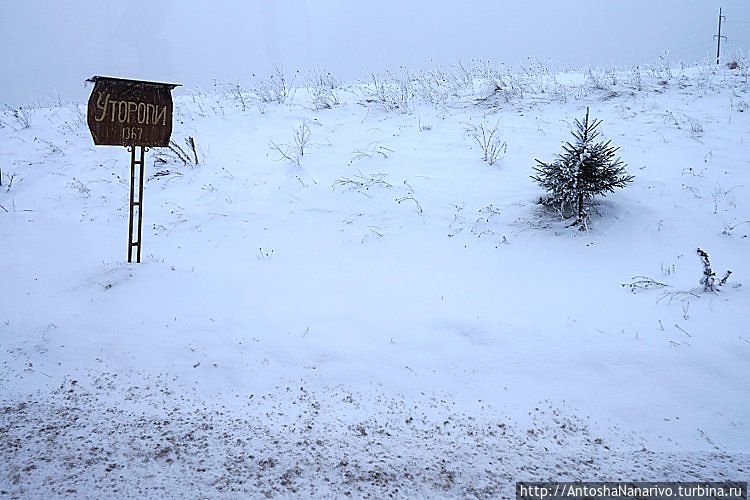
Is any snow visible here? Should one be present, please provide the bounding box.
[1,61,749,497]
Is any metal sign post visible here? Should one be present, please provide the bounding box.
[86,76,180,263]
[127,145,146,263]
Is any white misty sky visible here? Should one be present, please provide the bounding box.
[1,0,748,105]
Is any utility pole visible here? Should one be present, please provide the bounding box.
[714,7,726,65]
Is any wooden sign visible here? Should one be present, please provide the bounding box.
[86,76,179,147]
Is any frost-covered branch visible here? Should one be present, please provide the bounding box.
[269,121,312,166]
[697,247,732,292]
[333,172,392,191]
[465,122,507,166]
[621,276,670,293]
[251,65,297,104]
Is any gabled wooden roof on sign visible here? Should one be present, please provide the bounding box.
[87,76,181,90]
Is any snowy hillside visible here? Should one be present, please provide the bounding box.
[1,60,749,497]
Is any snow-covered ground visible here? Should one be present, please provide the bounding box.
[1,60,749,498]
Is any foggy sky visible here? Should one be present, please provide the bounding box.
[1,0,748,105]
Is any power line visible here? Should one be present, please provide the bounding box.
[670,40,713,54]
[682,26,719,35]
[592,25,714,56]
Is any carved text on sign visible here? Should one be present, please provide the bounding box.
[92,92,169,126]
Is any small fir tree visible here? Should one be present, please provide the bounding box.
[532,107,634,227]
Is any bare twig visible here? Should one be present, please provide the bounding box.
[348,143,393,165]
[306,69,340,110]
[719,270,732,286]
[186,136,199,165]
[657,289,700,304]
[69,178,91,197]
[333,172,392,191]
[722,220,750,235]
[6,173,16,192]
[4,104,31,129]
[674,323,692,338]
[251,65,297,104]
[464,121,507,165]
[269,121,311,166]
[621,276,669,292]
[168,140,191,165]
[269,140,298,164]
[396,195,423,215]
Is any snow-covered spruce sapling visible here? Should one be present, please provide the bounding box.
[532,107,634,227]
